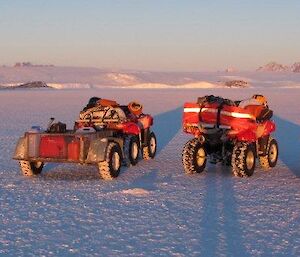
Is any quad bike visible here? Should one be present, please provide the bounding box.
[13,97,157,180]
[182,95,279,177]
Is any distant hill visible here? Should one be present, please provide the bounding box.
[0,65,248,88]
[16,81,50,89]
[0,81,52,90]
[291,62,300,73]
[1,64,299,89]
[257,62,300,72]
[257,62,289,72]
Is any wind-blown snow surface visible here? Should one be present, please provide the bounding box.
[0,89,300,256]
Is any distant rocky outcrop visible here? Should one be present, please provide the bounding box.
[291,62,300,73]
[0,81,51,90]
[257,62,300,73]
[14,62,54,68]
[16,81,50,88]
[224,80,249,88]
[257,62,289,72]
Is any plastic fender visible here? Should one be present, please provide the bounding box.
[138,115,153,129]
[122,122,141,135]
[86,138,109,163]
[183,103,201,126]
[86,137,124,163]
[235,129,257,142]
[262,120,276,136]
[13,136,28,160]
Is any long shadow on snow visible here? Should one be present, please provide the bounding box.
[124,106,182,189]
[273,115,300,177]
[152,106,182,154]
[129,169,159,191]
[199,165,250,257]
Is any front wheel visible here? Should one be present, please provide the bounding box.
[98,142,122,180]
[19,161,44,176]
[124,135,140,166]
[231,142,256,177]
[142,131,157,160]
[259,137,278,170]
[182,138,207,174]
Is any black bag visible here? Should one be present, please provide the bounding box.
[49,122,67,133]
[82,97,101,111]
[257,109,273,122]
[197,95,236,106]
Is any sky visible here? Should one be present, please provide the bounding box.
[0,0,299,71]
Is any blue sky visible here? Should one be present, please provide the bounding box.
[0,0,299,71]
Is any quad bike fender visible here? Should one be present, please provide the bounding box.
[86,137,123,163]
[183,103,200,126]
[121,122,141,135]
[138,115,153,129]
[228,120,275,143]
[261,120,276,136]
[255,121,275,138]
[13,136,28,160]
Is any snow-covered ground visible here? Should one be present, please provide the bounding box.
[0,88,300,256]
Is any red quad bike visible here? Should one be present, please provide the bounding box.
[182,95,279,177]
[13,97,157,180]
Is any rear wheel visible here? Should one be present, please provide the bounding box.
[142,131,157,160]
[98,142,122,180]
[182,138,207,174]
[259,137,278,170]
[231,142,256,177]
[19,161,44,176]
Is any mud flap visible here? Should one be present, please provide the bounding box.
[258,135,270,155]
[86,139,109,163]
[13,136,28,160]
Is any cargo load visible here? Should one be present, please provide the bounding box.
[182,95,278,177]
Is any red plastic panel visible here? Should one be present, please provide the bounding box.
[39,136,67,159]
[138,115,153,129]
[68,139,80,161]
[121,122,141,135]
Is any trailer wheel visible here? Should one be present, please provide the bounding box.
[231,142,256,177]
[124,135,140,166]
[182,138,207,174]
[98,142,122,180]
[19,161,44,176]
[259,137,278,170]
[142,131,157,160]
